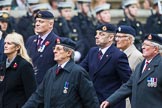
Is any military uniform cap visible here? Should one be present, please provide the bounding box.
[116,25,136,36]
[122,0,138,8]
[77,0,91,3]
[57,2,72,9]
[0,11,9,22]
[96,23,116,33]
[35,10,54,19]
[0,0,12,7]
[31,3,52,13]
[55,37,76,50]
[144,34,162,45]
[95,3,111,14]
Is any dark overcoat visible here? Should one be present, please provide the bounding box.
[22,59,100,108]
[107,54,162,108]
[0,55,36,108]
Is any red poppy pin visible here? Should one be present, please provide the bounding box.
[45,41,50,46]
[13,63,18,69]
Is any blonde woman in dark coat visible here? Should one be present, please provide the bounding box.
[0,32,36,108]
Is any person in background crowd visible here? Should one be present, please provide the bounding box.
[144,0,162,35]
[0,11,10,38]
[54,2,87,63]
[142,0,152,10]
[0,26,5,63]
[100,34,162,108]
[72,0,96,48]
[80,23,131,108]
[116,25,144,72]
[0,32,36,108]
[91,0,107,9]
[0,0,17,33]
[26,10,59,85]
[22,37,100,108]
[118,0,145,51]
[94,3,111,25]
[16,3,51,42]
[115,25,144,108]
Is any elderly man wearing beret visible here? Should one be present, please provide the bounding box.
[101,34,162,108]
[22,37,100,108]
[26,10,59,85]
[80,23,131,108]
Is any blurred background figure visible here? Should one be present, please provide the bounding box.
[0,0,16,35]
[16,2,51,42]
[54,2,88,63]
[0,11,11,38]
[94,3,111,25]
[72,0,96,49]
[118,0,145,51]
[0,32,36,108]
[0,26,5,63]
[142,0,152,10]
[144,0,162,35]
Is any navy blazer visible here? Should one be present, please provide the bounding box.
[80,44,131,108]
[26,31,59,84]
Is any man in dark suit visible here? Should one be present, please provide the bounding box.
[100,34,162,108]
[26,10,59,84]
[22,37,100,108]
[80,23,131,108]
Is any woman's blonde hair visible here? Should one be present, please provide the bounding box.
[5,32,32,64]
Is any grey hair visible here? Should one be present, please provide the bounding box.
[150,41,162,52]
[63,46,75,59]
[126,34,135,44]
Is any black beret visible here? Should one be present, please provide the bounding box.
[35,10,54,19]
[0,11,9,22]
[116,25,136,36]
[144,34,162,45]
[96,23,116,33]
[55,38,76,50]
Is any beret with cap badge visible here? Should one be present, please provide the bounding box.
[0,11,9,22]
[144,34,162,45]
[96,23,116,33]
[116,25,136,37]
[35,10,54,19]
[55,37,76,50]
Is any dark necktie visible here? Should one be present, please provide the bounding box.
[143,61,149,73]
[56,66,62,75]
[98,50,103,60]
[37,37,43,49]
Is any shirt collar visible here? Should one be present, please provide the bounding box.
[99,45,110,55]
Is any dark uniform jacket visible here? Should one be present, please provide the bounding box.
[0,55,36,108]
[22,59,100,108]
[80,44,131,108]
[145,13,162,34]
[26,31,59,84]
[107,54,162,108]
[0,38,4,63]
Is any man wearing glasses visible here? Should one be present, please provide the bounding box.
[101,34,162,108]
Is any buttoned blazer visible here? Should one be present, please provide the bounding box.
[26,31,59,84]
[80,44,131,107]
[107,54,162,108]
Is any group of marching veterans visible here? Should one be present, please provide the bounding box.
[0,0,162,108]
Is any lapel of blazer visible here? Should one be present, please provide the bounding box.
[138,54,160,84]
[94,45,114,74]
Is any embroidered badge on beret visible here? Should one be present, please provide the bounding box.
[2,13,9,19]
[56,38,61,44]
[118,27,121,32]
[102,26,107,31]
[37,13,42,18]
[148,34,152,40]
